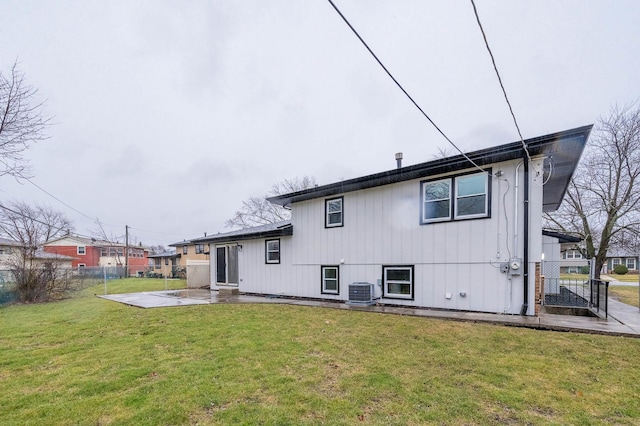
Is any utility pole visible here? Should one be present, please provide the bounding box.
[125,225,129,278]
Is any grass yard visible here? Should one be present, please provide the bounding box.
[2,280,640,425]
[607,273,640,283]
[609,285,640,308]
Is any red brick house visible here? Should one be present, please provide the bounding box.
[43,235,150,276]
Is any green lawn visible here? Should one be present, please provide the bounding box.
[2,279,640,425]
[607,273,640,283]
[609,285,640,308]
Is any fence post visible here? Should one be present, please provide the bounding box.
[104,266,107,295]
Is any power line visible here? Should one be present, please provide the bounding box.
[326,0,487,174]
[25,178,101,223]
[469,0,533,164]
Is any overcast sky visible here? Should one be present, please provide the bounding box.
[1,0,638,247]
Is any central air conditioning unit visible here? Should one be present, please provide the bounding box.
[347,282,375,306]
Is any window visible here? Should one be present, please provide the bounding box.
[265,239,280,264]
[382,265,414,300]
[195,244,205,254]
[321,266,340,294]
[421,171,490,224]
[626,258,636,270]
[117,248,124,256]
[454,173,488,219]
[563,250,583,259]
[325,197,344,228]
[164,257,169,266]
[77,246,86,255]
[612,258,622,266]
[422,178,451,222]
[78,264,86,269]
[183,245,188,255]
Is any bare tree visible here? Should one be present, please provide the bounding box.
[0,60,50,179]
[432,146,454,159]
[0,201,72,246]
[225,176,317,229]
[544,104,640,277]
[0,201,74,303]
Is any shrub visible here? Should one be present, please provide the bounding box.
[613,264,629,275]
[580,265,590,275]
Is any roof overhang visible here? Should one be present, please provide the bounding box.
[187,221,293,245]
[268,125,592,212]
[542,230,582,244]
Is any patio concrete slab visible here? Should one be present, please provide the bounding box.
[99,290,640,338]
[99,291,211,308]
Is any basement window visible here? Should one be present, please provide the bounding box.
[382,265,414,300]
[321,265,340,294]
[265,239,280,264]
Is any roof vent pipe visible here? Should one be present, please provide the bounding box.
[395,152,403,169]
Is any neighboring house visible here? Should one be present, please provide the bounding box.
[169,238,210,269]
[168,237,211,288]
[541,231,588,274]
[147,250,179,278]
[0,237,24,269]
[192,126,591,316]
[603,250,638,274]
[541,230,584,287]
[43,235,150,276]
[0,237,76,273]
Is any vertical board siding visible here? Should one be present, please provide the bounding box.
[215,159,535,314]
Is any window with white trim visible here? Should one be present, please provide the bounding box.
[321,265,339,294]
[382,265,414,300]
[421,171,490,224]
[183,245,188,255]
[454,173,489,219]
[195,244,205,254]
[422,179,451,222]
[77,246,86,255]
[626,258,636,270]
[612,258,622,266]
[563,250,583,259]
[325,197,344,228]
[265,239,280,264]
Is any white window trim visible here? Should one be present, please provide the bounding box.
[325,197,344,228]
[421,178,451,223]
[421,170,490,225]
[77,246,86,255]
[454,172,489,220]
[321,265,340,295]
[383,265,414,300]
[265,239,280,264]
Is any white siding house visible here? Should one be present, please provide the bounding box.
[196,126,591,316]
